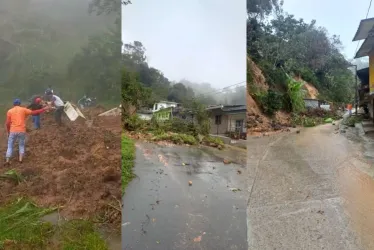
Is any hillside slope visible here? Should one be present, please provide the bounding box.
[0,107,121,225]
[247,58,319,135]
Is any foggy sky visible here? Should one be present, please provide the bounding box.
[122,0,246,88]
[283,0,372,61]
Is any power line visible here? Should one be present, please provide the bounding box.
[366,0,373,18]
[197,80,246,97]
[353,0,373,57]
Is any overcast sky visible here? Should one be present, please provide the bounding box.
[122,0,246,89]
[283,0,372,61]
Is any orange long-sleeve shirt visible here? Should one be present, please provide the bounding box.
[6,106,45,133]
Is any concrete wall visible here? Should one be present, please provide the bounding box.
[227,113,246,133]
[209,112,246,135]
[210,112,229,135]
[370,54,374,94]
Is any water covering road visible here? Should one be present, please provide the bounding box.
[247,122,374,250]
[122,142,247,250]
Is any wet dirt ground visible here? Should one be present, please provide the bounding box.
[122,142,247,250]
[247,122,374,250]
[0,109,122,248]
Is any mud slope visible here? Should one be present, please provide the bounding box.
[0,107,121,224]
[247,57,291,134]
[247,58,319,135]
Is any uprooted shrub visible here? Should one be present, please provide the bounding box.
[202,136,224,149]
[124,114,147,131]
[152,133,198,145]
[149,118,199,136]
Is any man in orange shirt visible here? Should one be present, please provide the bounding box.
[5,99,48,164]
[347,103,353,116]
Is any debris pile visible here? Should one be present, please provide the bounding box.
[0,107,122,225]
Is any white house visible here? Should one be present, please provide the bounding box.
[304,99,329,110]
[152,101,178,113]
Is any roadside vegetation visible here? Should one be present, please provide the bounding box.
[124,113,224,149]
[291,108,342,127]
[0,198,108,250]
[122,60,225,148]
[342,116,363,127]
[122,135,135,193]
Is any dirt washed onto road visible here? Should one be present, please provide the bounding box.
[0,107,122,225]
[247,123,374,249]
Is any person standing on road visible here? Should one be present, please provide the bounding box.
[5,99,48,164]
[46,91,65,125]
[27,97,44,129]
[347,103,353,116]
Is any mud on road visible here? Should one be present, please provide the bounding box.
[123,142,247,250]
[247,123,374,250]
[0,107,122,226]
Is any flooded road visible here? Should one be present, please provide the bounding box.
[122,142,247,250]
[247,123,374,250]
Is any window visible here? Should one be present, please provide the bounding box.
[215,115,222,125]
[154,103,158,110]
[235,120,243,131]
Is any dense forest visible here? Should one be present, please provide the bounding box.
[247,0,355,114]
[0,0,120,108]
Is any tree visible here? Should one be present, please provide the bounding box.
[68,28,122,103]
[122,68,151,119]
[123,41,147,65]
[247,0,282,18]
[167,83,194,103]
[248,7,355,104]
[89,0,123,15]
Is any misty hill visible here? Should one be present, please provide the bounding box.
[122,41,246,107]
[0,0,119,105]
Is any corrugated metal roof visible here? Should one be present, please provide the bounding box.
[206,105,246,113]
[206,105,223,110]
[355,36,374,58]
[353,18,374,41]
[221,105,246,112]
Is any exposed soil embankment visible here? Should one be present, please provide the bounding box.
[247,57,291,135]
[0,107,122,225]
[247,58,320,135]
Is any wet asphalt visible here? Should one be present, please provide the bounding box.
[122,142,247,250]
[247,122,374,250]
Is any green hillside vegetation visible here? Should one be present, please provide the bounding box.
[247,0,354,115]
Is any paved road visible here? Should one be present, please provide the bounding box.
[123,142,247,250]
[247,123,374,250]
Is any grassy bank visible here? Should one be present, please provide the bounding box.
[0,198,108,250]
[122,134,135,193]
